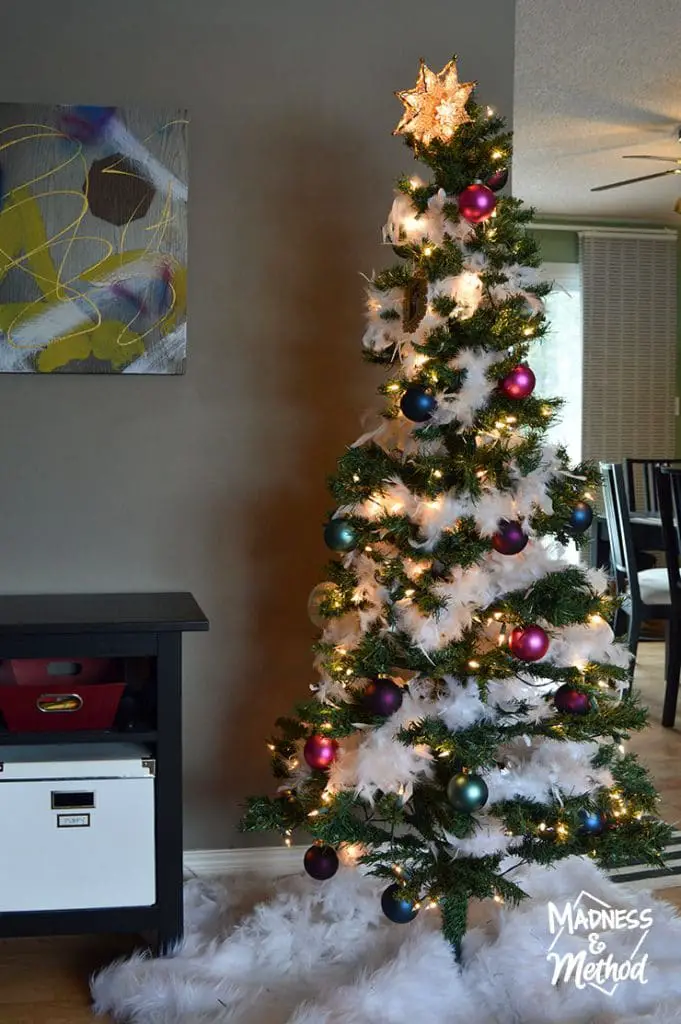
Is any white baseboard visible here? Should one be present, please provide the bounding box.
[183,845,306,878]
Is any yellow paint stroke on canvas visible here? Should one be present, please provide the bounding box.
[37,320,145,373]
[0,120,187,371]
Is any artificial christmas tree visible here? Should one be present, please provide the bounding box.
[242,57,669,959]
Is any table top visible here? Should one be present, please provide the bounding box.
[0,593,209,635]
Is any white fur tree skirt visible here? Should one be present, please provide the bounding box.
[91,857,681,1024]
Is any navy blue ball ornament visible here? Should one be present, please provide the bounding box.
[578,809,607,836]
[324,518,357,552]
[569,502,594,533]
[381,883,419,924]
[304,844,339,880]
[447,772,489,813]
[362,677,404,717]
[400,386,438,423]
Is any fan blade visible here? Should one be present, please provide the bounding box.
[591,169,680,192]
[621,155,681,164]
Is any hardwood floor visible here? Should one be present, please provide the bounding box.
[0,642,679,1022]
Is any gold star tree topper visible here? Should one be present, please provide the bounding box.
[394,58,475,146]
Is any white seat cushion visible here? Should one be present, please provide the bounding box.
[637,567,671,605]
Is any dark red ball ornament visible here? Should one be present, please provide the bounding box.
[500,364,536,400]
[304,844,339,880]
[486,167,509,192]
[491,520,528,556]
[509,625,549,662]
[554,684,590,716]
[303,734,339,770]
[458,184,497,224]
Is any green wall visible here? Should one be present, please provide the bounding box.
[529,229,578,264]
[530,225,681,453]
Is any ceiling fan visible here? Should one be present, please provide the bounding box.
[591,129,681,210]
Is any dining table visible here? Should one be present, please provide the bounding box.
[590,511,664,570]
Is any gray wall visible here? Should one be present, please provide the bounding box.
[0,0,515,849]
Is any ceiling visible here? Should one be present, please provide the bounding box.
[514,0,681,224]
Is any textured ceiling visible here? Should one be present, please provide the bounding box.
[514,0,681,224]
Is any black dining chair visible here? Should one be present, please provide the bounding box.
[655,467,681,727]
[624,458,681,514]
[600,463,671,675]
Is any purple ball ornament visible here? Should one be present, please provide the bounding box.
[457,183,497,224]
[304,844,339,880]
[500,364,536,400]
[362,677,404,717]
[554,684,591,716]
[491,520,528,556]
[509,625,550,663]
[486,167,509,192]
[303,734,339,770]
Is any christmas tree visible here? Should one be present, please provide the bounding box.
[242,57,670,958]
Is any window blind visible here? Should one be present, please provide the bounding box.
[579,231,678,464]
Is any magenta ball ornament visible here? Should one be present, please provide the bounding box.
[304,844,339,880]
[554,684,591,716]
[303,734,339,770]
[491,520,528,556]
[457,183,497,224]
[509,625,550,662]
[362,678,404,717]
[500,364,536,400]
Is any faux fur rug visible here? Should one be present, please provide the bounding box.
[91,857,681,1024]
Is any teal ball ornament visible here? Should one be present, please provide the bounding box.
[324,518,357,552]
[400,386,438,423]
[381,883,419,924]
[447,772,489,813]
[569,502,594,533]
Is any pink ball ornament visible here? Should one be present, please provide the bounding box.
[457,183,497,224]
[509,625,549,662]
[500,364,536,400]
[303,734,338,770]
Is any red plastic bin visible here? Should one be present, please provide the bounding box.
[0,657,120,687]
[0,680,126,733]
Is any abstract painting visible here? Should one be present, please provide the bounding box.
[0,104,188,373]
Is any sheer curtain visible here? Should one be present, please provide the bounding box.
[529,261,582,563]
[530,261,582,464]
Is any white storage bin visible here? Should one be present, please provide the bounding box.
[0,743,156,913]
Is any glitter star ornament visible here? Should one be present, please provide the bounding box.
[394,58,475,146]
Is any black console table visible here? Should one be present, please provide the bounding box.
[0,592,208,952]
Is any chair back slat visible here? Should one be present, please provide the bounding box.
[657,467,681,607]
[623,457,681,513]
[600,462,641,603]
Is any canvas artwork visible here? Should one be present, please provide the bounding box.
[0,104,188,373]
